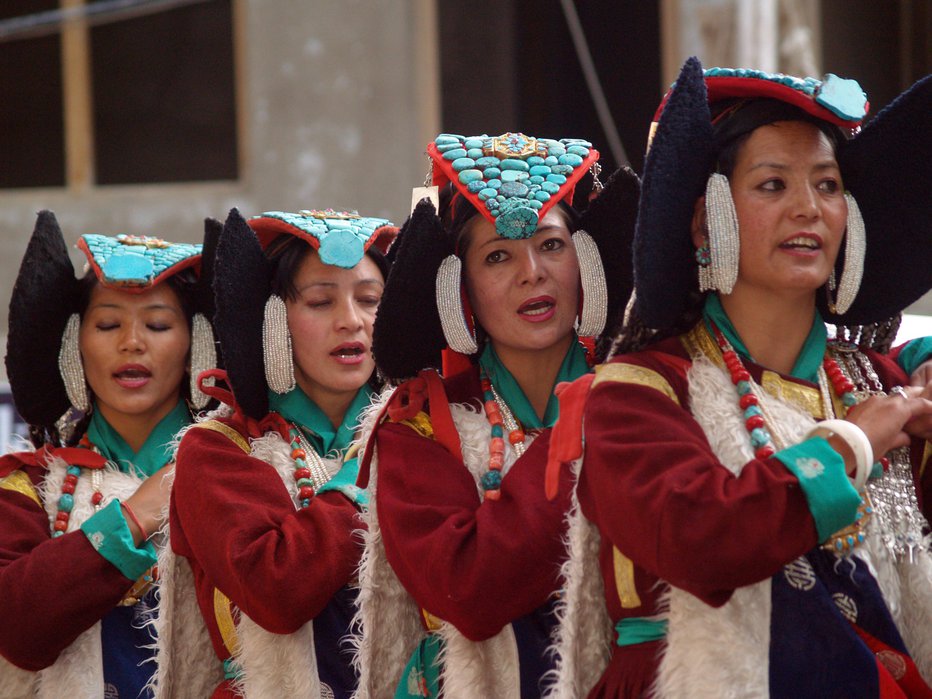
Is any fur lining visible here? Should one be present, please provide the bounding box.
[353,390,531,698]
[543,458,612,699]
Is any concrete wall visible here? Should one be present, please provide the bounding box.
[0,0,440,381]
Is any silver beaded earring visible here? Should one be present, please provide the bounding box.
[703,173,740,294]
[828,193,866,315]
[572,230,608,337]
[189,313,217,409]
[58,313,90,412]
[435,255,478,355]
[262,295,296,394]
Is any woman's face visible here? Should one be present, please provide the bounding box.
[463,208,580,356]
[286,250,384,406]
[79,283,191,426]
[714,120,847,299]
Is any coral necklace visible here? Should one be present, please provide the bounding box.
[479,370,527,500]
[51,435,105,538]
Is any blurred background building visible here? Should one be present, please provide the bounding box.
[0,0,929,439]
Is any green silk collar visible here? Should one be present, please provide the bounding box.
[87,399,190,477]
[268,385,373,456]
[703,294,826,382]
[479,339,590,429]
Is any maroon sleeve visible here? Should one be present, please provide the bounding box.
[375,421,573,641]
[578,356,819,608]
[171,426,362,634]
[0,467,134,671]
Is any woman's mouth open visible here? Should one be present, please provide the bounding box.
[518,296,556,323]
[113,364,152,389]
[330,342,367,365]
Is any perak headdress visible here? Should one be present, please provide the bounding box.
[213,208,397,420]
[5,212,219,435]
[634,57,932,330]
[373,132,640,383]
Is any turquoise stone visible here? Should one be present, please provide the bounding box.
[495,205,539,239]
[566,145,590,157]
[500,181,529,197]
[442,148,467,161]
[529,175,544,184]
[527,156,545,166]
[476,156,501,168]
[319,228,365,268]
[479,187,497,200]
[464,137,485,149]
[486,199,499,211]
[551,164,573,175]
[544,156,559,166]
[548,144,566,156]
[500,159,530,172]
[458,169,483,184]
[529,165,550,177]
[528,200,543,210]
[466,148,484,159]
[483,167,502,179]
[437,142,462,153]
[541,181,560,194]
[467,180,486,193]
[435,135,461,145]
[66,466,81,476]
[534,190,551,202]
[558,153,584,167]
[487,179,502,189]
[452,157,476,172]
[496,194,506,202]
[500,170,522,182]
[546,173,567,184]
[58,494,74,512]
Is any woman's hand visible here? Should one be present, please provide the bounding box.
[907,360,932,439]
[122,464,173,546]
[845,388,932,463]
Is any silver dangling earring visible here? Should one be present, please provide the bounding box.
[58,313,90,412]
[188,313,217,410]
[572,230,608,337]
[262,295,296,394]
[828,193,866,315]
[704,173,740,294]
[435,255,478,355]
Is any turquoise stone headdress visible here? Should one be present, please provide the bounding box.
[77,234,202,291]
[248,209,397,269]
[428,132,600,239]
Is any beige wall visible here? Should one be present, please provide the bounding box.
[0,0,440,381]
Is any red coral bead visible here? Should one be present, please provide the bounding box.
[489,454,504,470]
[291,448,306,460]
[54,520,68,532]
[739,394,758,409]
[733,370,751,383]
[755,445,776,460]
[60,482,76,495]
[508,430,525,445]
[56,511,70,523]
[484,489,501,501]
[293,468,311,481]
[298,486,315,500]
[91,492,103,505]
[64,474,79,485]
[745,415,765,430]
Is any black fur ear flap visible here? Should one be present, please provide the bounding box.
[214,208,272,419]
[6,211,80,428]
[827,74,932,325]
[579,166,640,358]
[633,56,716,330]
[373,199,453,382]
[198,217,222,321]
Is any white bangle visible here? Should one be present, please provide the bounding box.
[805,419,873,492]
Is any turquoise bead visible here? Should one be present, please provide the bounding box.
[736,380,751,395]
[750,428,771,448]
[529,165,550,177]
[567,145,590,157]
[458,169,483,184]
[435,135,461,145]
[496,194,506,202]
[529,175,544,184]
[500,170,521,182]
[541,181,560,194]
[483,167,502,179]
[481,470,502,490]
[485,199,499,211]
[743,405,762,418]
[527,156,544,165]
[500,159,530,172]
[467,180,486,193]
[476,156,501,168]
[491,424,503,438]
[548,145,566,156]
[527,199,543,210]
[479,187,497,200]
[546,173,567,184]
[296,478,314,488]
[544,156,559,166]
[534,190,550,202]
[559,153,584,167]
[842,393,858,407]
[58,493,74,513]
[452,157,476,172]
[464,137,485,149]
[66,466,82,477]
[443,148,467,161]
[551,164,573,175]
[437,142,462,153]
[466,148,484,159]
[487,179,502,189]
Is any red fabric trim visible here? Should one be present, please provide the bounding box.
[428,141,600,231]
[851,623,932,698]
[545,374,595,500]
